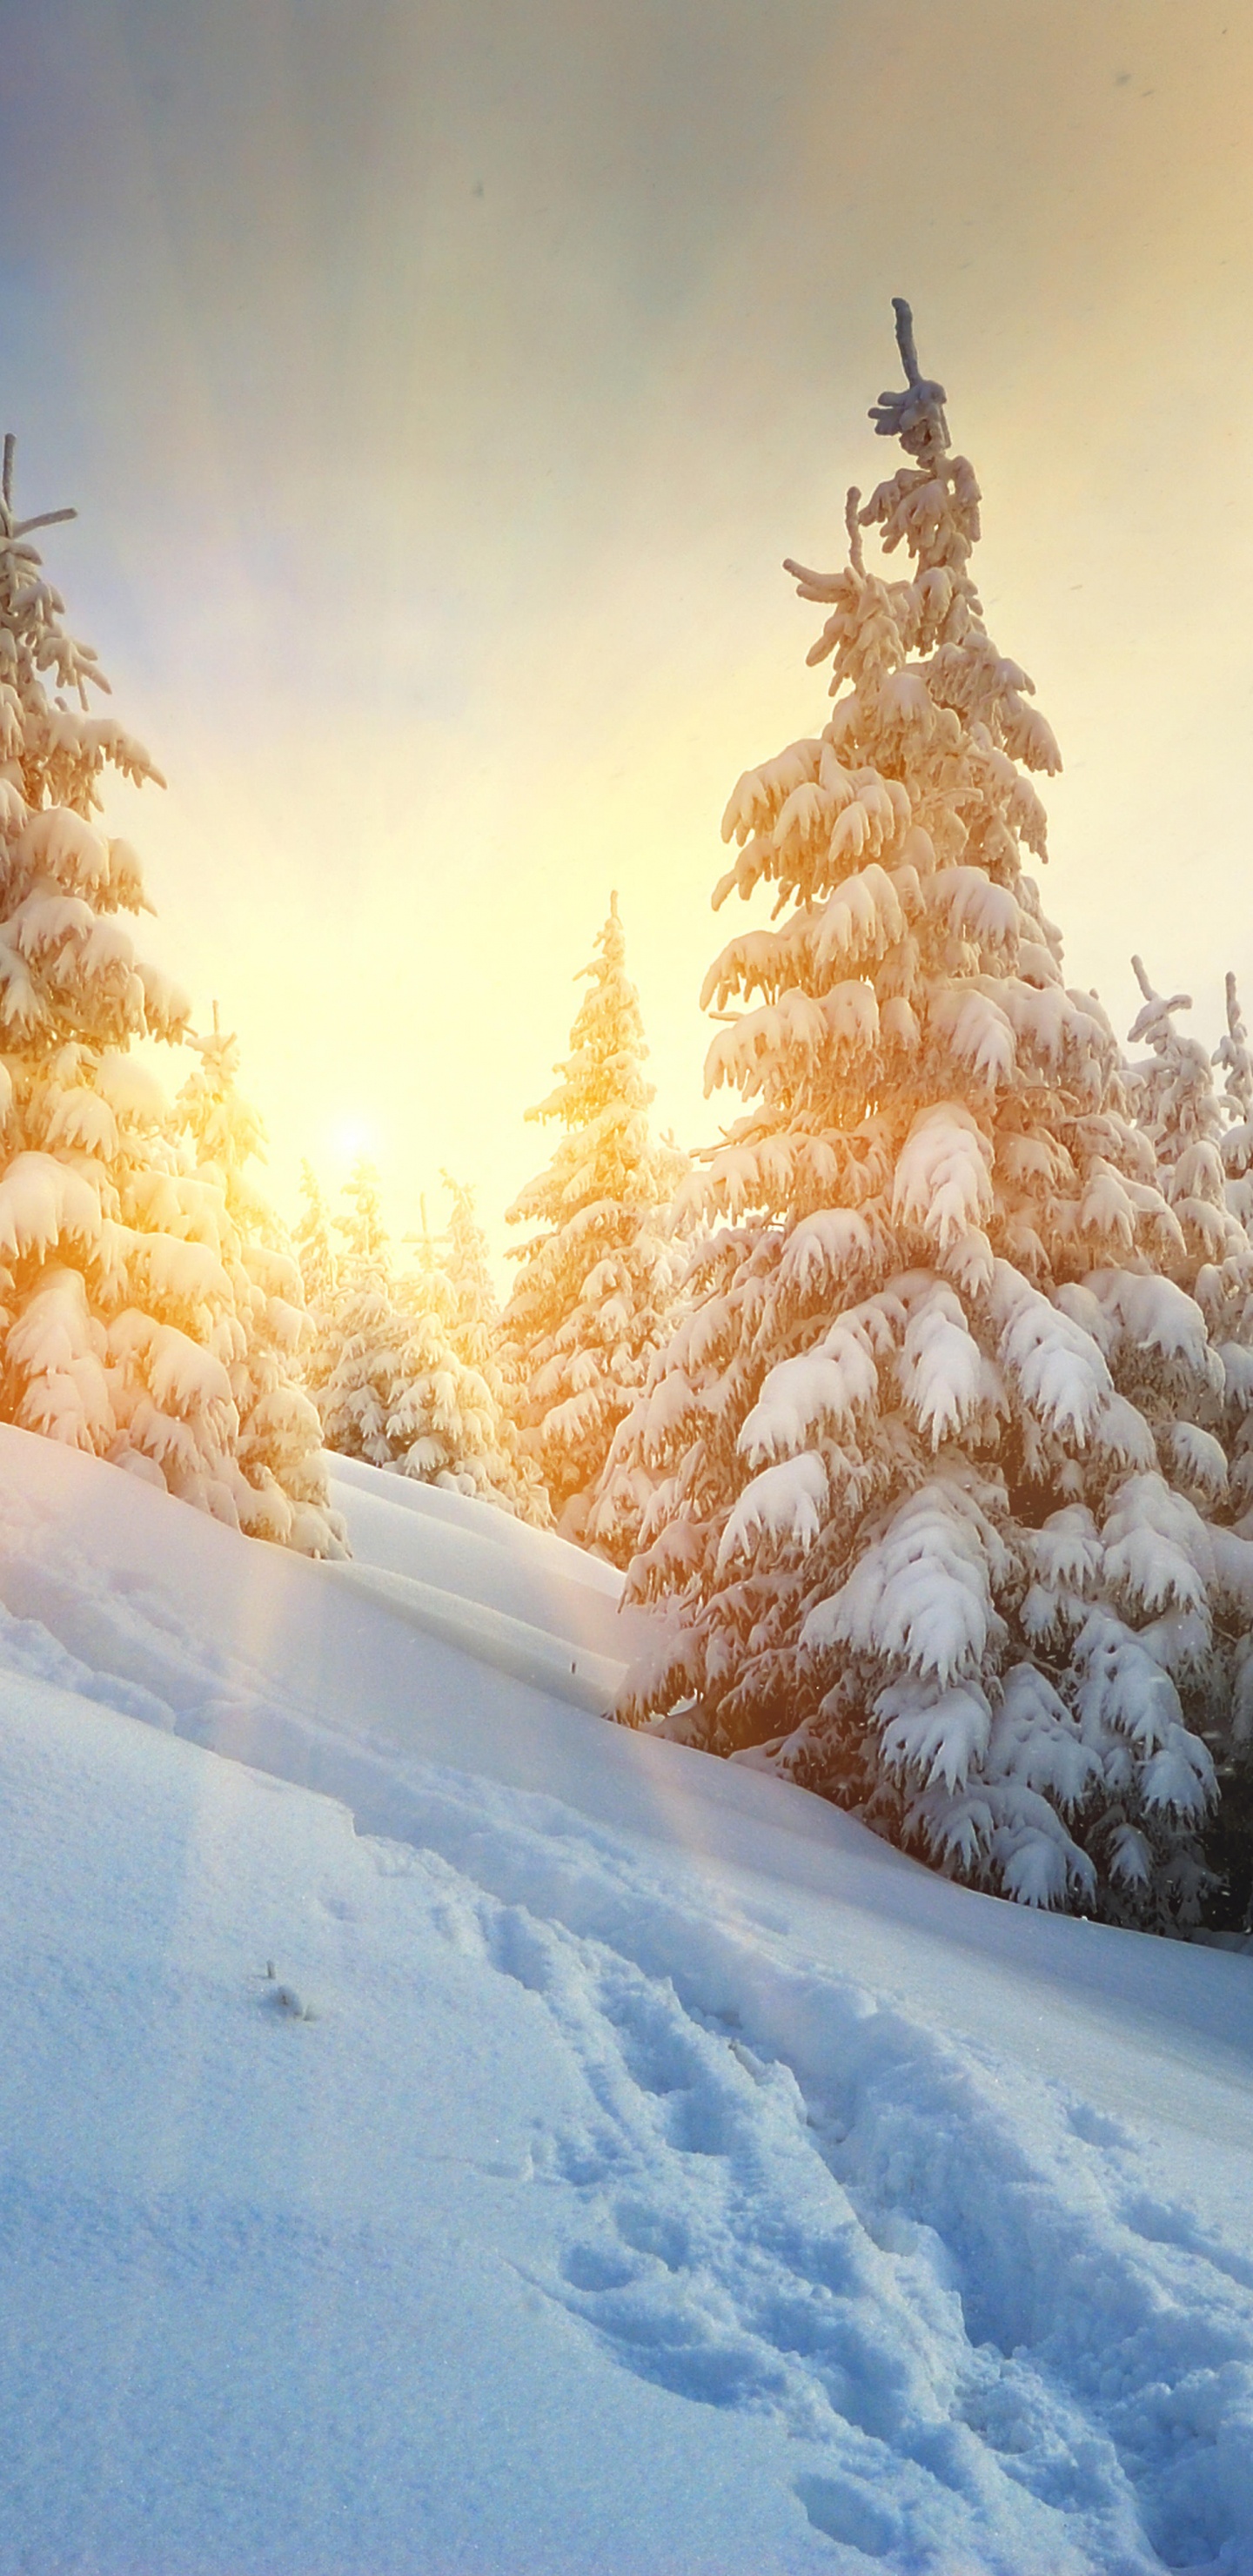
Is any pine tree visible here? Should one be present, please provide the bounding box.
[1126,959,1248,1278]
[310,1156,390,1431]
[317,1274,413,1468]
[441,1171,500,1370]
[1124,963,1253,1515]
[315,1159,405,1464]
[316,1165,543,1511]
[504,895,686,1558]
[382,1278,518,1502]
[1216,970,1253,1223]
[0,439,338,1540]
[439,1171,550,1522]
[294,1159,338,1318]
[340,1155,387,1272]
[1170,968,1253,1933]
[615,302,1253,1926]
[1120,961,1253,1929]
[177,1016,342,1553]
[1216,982,1253,1530]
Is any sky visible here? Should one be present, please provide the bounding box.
[0,0,1250,1270]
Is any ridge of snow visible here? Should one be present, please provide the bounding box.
[323,1555,628,1712]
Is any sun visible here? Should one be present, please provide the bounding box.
[327,1116,379,1167]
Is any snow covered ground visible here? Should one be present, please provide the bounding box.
[1,1427,1251,2575]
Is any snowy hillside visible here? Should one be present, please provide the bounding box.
[1,1428,1251,2575]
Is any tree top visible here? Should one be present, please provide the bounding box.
[868,298,950,460]
[0,434,78,541]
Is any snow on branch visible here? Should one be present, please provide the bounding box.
[867,298,950,456]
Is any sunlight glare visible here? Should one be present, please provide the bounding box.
[327,1116,379,1170]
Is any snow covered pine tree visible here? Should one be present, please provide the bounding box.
[0,440,338,1546]
[315,1158,417,1466]
[439,1171,547,1521]
[617,301,1253,1926]
[293,1160,339,1355]
[318,1161,539,1512]
[1123,962,1253,1927]
[504,895,686,1559]
[441,1171,500,1370]
[177,1013,342,1553]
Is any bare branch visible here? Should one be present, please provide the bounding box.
[13,507,77,537]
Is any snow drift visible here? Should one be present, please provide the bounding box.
[0,1426,1251,2574]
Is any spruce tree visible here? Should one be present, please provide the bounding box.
[0,439,337,1542]
[439,1171,549,1521]
[1126,960,1248,1278]
[1216,971,1253,1138]
[1142,969,1253,1933]
[318,1277,415,1469]
[504,895,686,1557]
[294,1159,338,1318]
[177,1016,342,1553]
[316,1160,408,1465]
[441,1171,501,1370]
[317,1164,542,1512]
[340,1155,388,1271]
[616,303,1253,1926]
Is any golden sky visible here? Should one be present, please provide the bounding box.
[3,0,1251,1270]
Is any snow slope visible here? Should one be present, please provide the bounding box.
[1,1426,1251,2574]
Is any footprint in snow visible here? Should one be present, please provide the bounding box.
[467,1869,1253,2572]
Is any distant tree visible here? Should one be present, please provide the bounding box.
[614,303,1253,1929]
[177,1014,342,1553]
[316,1164,544,1513]
[317,1277,412,1470]
[1125,958,1248,1278]
[440,1171,500,1369]
[439,1171,549,1521]
[294,1159,338,1316]
[316,1159,405,1464]
[504,895,687,1557]
[1215,969,1253,1211]
[0,437,337,1545]
[340,1155,388,1272]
